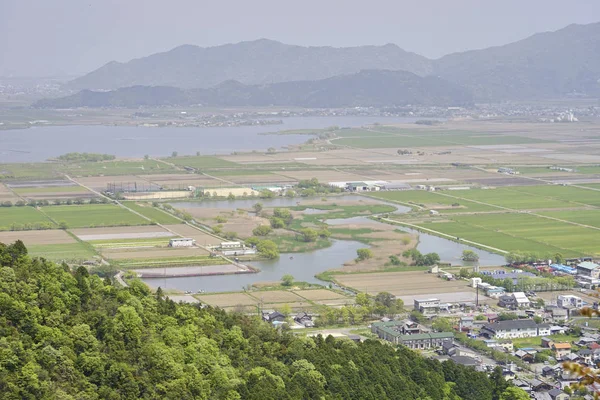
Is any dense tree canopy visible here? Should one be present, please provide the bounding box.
[0,242,512,399]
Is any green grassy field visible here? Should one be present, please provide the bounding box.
[56,160,179,176]
[368,191,497,213]
[332,133,546,148]
[0,207,54,228]
[508,185,600,208]
[123,202,181,224]
[444,187,573,210]
[12,185,90,194]
[415,211,600,256]
[417,220,569,255]
[538,210,600,228]
[164,156,237,169]
[0,163,61,179]
[511,333,579,349]
[27,243,97,262]
[41,204,149,228]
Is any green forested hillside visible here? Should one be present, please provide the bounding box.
[0,241,519,399]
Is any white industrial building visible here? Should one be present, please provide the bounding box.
[414,298,440,314]
[557,295,583,309]
[169,238,195,247]
[481,320,550,339]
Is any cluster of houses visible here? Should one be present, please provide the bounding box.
[327,180,411,192]
[262,310,314,328]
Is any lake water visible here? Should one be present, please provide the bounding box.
[141,195,504,292]
[0,116,422,163]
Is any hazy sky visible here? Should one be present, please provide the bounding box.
[1,0,599,77]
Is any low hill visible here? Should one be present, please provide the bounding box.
[65,39,433,91]
[64,23,600,101]
[0,240,517,399]
[434,22,600,100]
[35,70,472,108]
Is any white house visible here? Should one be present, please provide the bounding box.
[513,292,531,308]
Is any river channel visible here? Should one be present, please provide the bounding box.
[141,195,505,293]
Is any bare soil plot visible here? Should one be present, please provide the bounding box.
[0,229,76,245]
[0,183,19,202]
[247,291,305,303]
[4,179,76,188]
[313,298,355,306]
[19,191,97,200]
[276,170,369,183]
[162,224,223,246]
[221,174,297,184]
[263,302,313,310]
[334,270,475,297]
[102,247,210,260]
[293,289,348,301]
[74,175,153,191]
[176,208,269,238]
[72,225,174,239]
[144,174,222,188]
[196,293,258,307]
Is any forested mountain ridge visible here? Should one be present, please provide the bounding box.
[62,22,600,102]
[34,70,473,109]
[65,39,433,91]
[0,241,519,399]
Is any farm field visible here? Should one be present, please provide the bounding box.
[333,270,479,300]
[27,243,97,262]
[123,202,181,224]
[0,229,75,245]
[162,224,223,246]
[248,290,305,303]
[293,289,349,301]
[507,185,600,208]
[101,247,210,260]
[71,225,176,240]
[332,133,546,149]
[196,293,258,308]
[56,160,179,176]
[164,156,238,169]
[538,210,600,229]
[416,220,568,255]
[0,163,61,179]
[11,185,89,194]
[444,187,573,210]
[0,183,18,202]
[73,175,154,191]
[0,207,54,229]
[40,204,149,228]
[368,190,497,212]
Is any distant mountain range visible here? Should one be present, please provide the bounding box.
[35,70,472,108]
[43,22,600,107]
